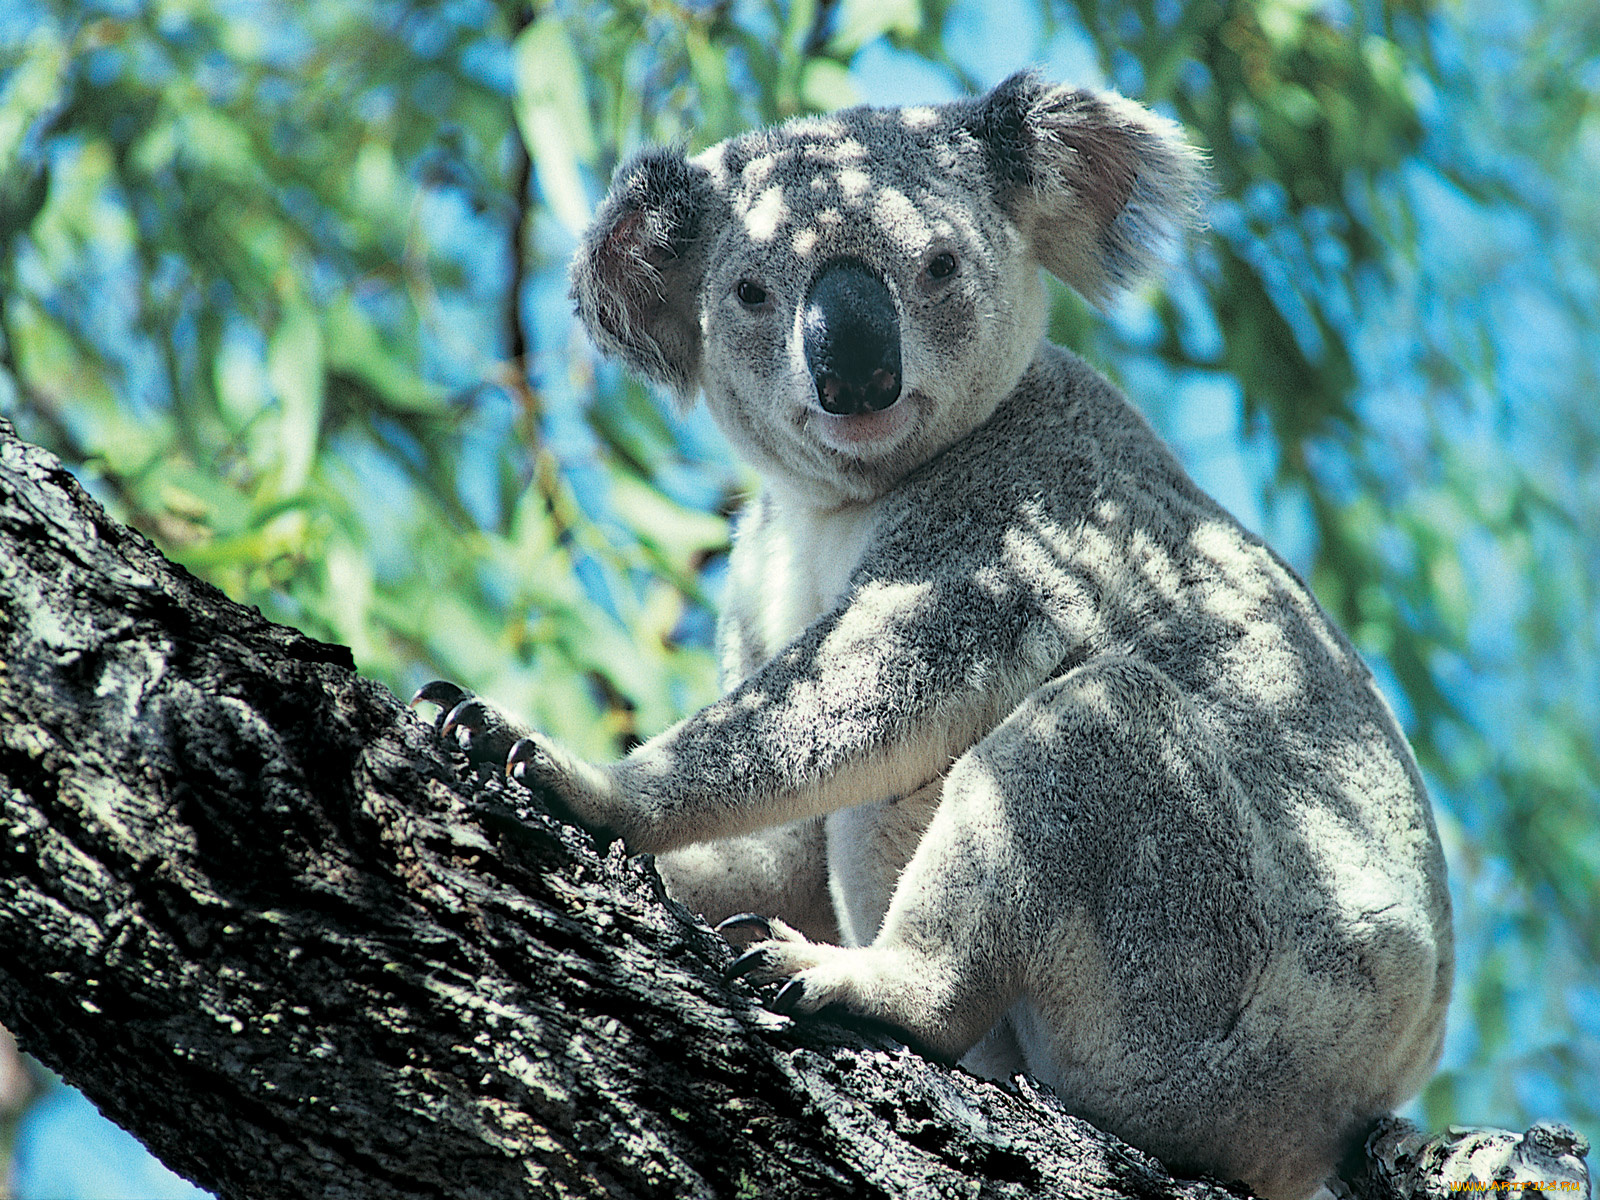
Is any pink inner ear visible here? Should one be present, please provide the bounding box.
[592,209,671,341]
[603,209,676,271]
[1058,124,1139,225]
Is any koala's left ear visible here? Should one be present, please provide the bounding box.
[955,71,1205,306]
[570,147,724,399]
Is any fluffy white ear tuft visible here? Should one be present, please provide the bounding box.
[570,148,724,400]
[956,71,1207,306]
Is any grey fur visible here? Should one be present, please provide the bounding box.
[510,71,1452,1200]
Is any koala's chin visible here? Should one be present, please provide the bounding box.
[808,396,917,455]
[544,70,1456,1200]
[799,388,944,503]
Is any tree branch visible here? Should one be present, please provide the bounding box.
[0,417,1588,1200]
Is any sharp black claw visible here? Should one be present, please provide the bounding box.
[771,979,806,1014]
[715,913,774,941]
[724,947,771,982]
[506,737,539,781]
[412,681,469,708]
[441,697,489,739]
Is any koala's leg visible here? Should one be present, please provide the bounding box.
[656,819,840,944]
[731,653,1270,1069]
[721,730,1045,1062]
[732,654,1423,1199]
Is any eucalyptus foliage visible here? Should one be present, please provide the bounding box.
[0,0,1595,1181]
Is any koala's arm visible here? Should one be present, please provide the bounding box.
[519,568,1062,855]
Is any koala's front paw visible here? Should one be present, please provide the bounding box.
[505,732,632,849]
[718,913,833,1016]
[410,681,532,767]
[505,735,585,821]
[413,683,639,848]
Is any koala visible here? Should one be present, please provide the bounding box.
[421,71,1453,1200]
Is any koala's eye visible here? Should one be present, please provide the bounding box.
[926,251,958,280]
[736,280,769,307]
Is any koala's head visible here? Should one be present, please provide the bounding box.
[572,72,1203,505]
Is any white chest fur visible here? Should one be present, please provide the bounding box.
[725,490,948,945]
[743,492,884,650]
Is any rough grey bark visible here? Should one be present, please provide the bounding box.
[1349,1120,1590,1200]
[0,416,1589,1200]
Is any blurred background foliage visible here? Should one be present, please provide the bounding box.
[0,0,1596,1193]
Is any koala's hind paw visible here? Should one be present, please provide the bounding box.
[410,681,531,767]
[771,979,808,1015]
[716,916,833,1016]
[723,945,774,981]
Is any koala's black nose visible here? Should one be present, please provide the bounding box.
[802,259,902,416]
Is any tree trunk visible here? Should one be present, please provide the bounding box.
[0,417,1589,1200]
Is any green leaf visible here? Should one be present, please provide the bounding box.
[801,59,859,112]
[323,295,446,415]
[266,300,324,497]
[833,0,921,53]
[512,15,598,236]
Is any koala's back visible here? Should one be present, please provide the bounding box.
[718,344,1452,1194]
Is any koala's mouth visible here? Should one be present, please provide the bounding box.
[807,392,918,455]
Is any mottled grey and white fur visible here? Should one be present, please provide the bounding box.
[450,72,1453,1200]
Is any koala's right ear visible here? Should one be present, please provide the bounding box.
[957,72,1205,306]
[570,148,722,399]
